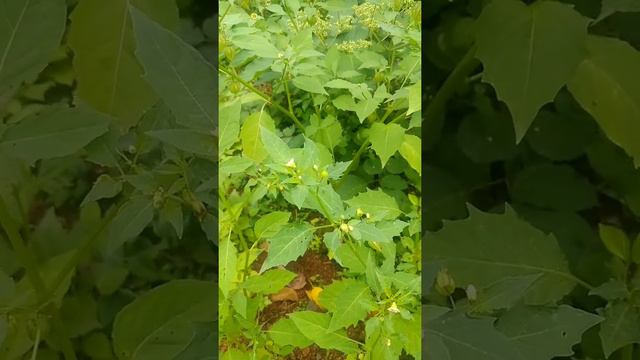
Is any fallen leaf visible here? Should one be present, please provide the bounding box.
[270,287,298,302]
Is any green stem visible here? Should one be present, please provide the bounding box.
[424,46,480,127]
[622,345,633,360]
[0,198,47,303]
[282,64,296,117]
[40,201,120,304]
[219,66,304,131]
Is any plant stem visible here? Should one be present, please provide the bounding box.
[0,198,47,303]
[424,46,480,127]
[41,201,120,303]
[218,66,304,131]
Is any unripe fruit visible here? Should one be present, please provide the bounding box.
[229,82,242,94]
[224,46,235,61]
[374,71,385,83]
[435,269,456,296]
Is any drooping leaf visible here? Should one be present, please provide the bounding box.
[146,129,215,157]
[399,134,421,175]
[568,35,640,167]
[130,6,214,131]
[81,175,123,207]
[219,100,241,153]
[240,111,275,162]
[69,0,178,129]
[475,0,589,141]
[0,106,110,164]
[0,0,66,96]
[105,196,155,254]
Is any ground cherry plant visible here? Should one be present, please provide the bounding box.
[218,0,422,359]
[425,0,640,359]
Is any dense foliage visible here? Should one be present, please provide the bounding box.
[425,0,640,359]
[218,0,421,359]
[0,0,216,359]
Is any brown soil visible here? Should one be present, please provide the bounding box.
[254,250,360,360]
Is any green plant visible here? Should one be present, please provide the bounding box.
[218,0,421,358]
[0,0,216,359]
[425,0,640,359]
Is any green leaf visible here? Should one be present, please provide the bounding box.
[351,222,392,243]
[427,312,520,360]
[260,127,293,165]
[288,311,359,354]
[319,279,375,331]
[475,0,589,141]
[146,129,215,157]
[161,198,183,239]
[105,197,155,254]
[68,0,178,129]
[595,0,640,23]
[469,274,542,314]
[112,280,216,360]
[568,35,640,166]
[232,34,280,58]
[218,100,241,153]
[260,223,314,273]
[368,123,405,167]
[346,189,402,220]
[241,269,296,294]
[254,211,290,240]
[268,318,313,348]
[0,106,110,165]
[81,174,123,207]
[240,111,275,162]
[598,224,630,261]
[406,83,421,115]
[511,164,597,211]
[426,205,576,305]
[496,305,603,360]
[219,236,237,299]
[589,279,629,301]
[599,301,640,358]
[219,156,253,177]
[399,134,421,175]
[130,6,214,130]
[292,76,327,95]
[0,0,66,96]
[354,98,381,123]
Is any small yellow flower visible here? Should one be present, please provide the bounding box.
[306,287,325,310]
[250,13,258,21]
[340,223,350,233]
[387,302,400,314]
[286,158,296,168]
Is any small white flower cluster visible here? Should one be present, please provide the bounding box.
[313,17,330,39]
[336,39,372,53]
[353,3,382,29]
[334,16,354,33]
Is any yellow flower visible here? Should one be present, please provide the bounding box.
[306,287,325,309]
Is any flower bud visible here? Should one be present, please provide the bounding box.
[340,223,350,233]
[466,284,477,302]
[435,269,456,297]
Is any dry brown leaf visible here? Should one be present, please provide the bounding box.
[270,287,298,302]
